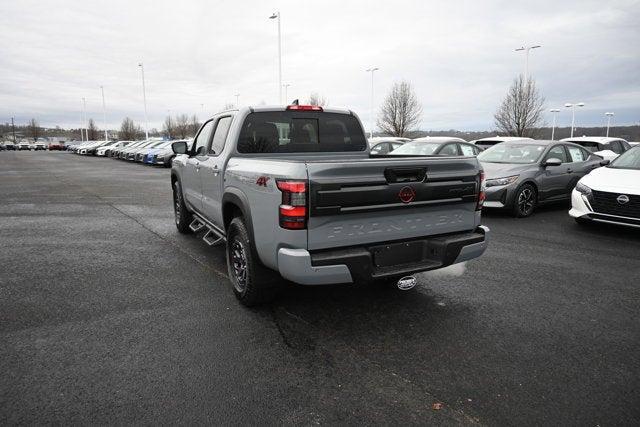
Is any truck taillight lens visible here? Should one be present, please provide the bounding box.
[277,180,308,229]
[476,170,485,211]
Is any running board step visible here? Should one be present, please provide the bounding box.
[189,218,205,232]
[202,229,224,246]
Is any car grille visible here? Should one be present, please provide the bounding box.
[591,190,640,219]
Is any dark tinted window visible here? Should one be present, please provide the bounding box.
[209,116,232,155]
[609,140,623,154]
[237,111,366,153]
[572,141,600,152]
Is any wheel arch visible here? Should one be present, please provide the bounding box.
[222,188,255,242]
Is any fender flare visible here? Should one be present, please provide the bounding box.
[222,188,255,243]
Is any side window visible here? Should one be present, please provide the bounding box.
[567,146,586,162]
[193,120,214,156]
[460,144,476,156]
[438,143,459,156]
[620,141,631,151]
[371,143,389,154]
[209,116,232,155]
[546,145,569,163]
[391,142,403,151]
[609,141,623,154]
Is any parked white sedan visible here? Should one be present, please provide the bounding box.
[561,136,632,162]
[570,146,640,228]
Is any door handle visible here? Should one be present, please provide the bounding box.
[566,168,573,173]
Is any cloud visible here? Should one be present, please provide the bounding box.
[1,0,638,131]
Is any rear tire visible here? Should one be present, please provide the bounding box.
[173,180,193,234]
[226,217,281,306]
[512,184,537,217]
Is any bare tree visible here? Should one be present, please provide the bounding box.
[27,118,41,141]
[163,116,175,139]
[377,81,423,137]
[189,115,201,137]
[119,117,141,140]
[494,75,545,137]
[307,92,327,107]
[174,114,190,139]
[87,119,99,140]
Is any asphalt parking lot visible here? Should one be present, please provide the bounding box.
[1,151,639,425]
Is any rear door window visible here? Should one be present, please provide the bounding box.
[567,145,587,162]
[237,111,366,153]
[460,144,476,156]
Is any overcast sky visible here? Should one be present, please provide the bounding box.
[1,0,639,132]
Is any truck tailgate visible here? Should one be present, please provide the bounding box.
[306,157,481,250]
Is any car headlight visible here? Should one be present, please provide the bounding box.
[575,181,592,197]
[485,175,519,187]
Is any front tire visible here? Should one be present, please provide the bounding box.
[226,217,281,306]
[173,180,193,234]
[512,184,537,217]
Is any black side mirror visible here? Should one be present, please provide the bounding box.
[543,158,562,167]
[172,141,187,155]
[600,159,610,166]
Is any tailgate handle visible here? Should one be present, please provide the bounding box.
[384,167,426,183]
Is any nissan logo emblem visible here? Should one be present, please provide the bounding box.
[399,186,416,204]
[617,194,630,204]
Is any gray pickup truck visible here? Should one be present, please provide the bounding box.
[170,104,489,306]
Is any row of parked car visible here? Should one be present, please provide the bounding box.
[67,138,191,167]
[368,135,639,227]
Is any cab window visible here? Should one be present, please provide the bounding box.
[209,116,232,155]
[609,140,623,154]
[192,120,214,156]
[438,143,459,156]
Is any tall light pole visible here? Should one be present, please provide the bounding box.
[282,83,291,103]
[82,97,88,141]
[235,93,240,107]
[605,112,614,137]
[515,45,541,82]
[166,109,172,139]
[11,117,16,143]
[549,108,560,140]
[269,11,282,103]
[365,67,379,139]
[100,86,108,141]
[138,62,149,140]
[565,102,585,138]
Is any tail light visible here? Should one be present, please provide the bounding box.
[277,180,308,229]
[286,105,323,111]
[476,170,485,211]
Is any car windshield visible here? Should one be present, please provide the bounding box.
[388,141,442,155]
[478,143,545,164]
[608,147,640,170]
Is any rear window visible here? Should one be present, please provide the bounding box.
[237,111,366,153]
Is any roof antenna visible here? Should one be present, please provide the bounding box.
[291,99,299,106]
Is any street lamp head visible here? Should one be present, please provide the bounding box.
[605,112,614,116]
[366,67,379,72]
[564,103,572,108]
[577,102,585,107]
[515,47,525,51]
[138,62,143,67]
[531,45,541,49]
[550,109,560,113]
[269,12,278,19]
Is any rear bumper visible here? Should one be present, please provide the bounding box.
[277,226,490,285]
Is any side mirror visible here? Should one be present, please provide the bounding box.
[600,159,610,166]
[172,141,187,155]
[543,158,562,167]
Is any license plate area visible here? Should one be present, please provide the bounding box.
[372,241,424,268]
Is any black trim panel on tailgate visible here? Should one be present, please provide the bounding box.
[310,177,479,216]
